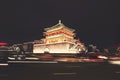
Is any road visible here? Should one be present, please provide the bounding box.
[0,61,120,80]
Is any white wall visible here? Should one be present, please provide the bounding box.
[33,43,77,54]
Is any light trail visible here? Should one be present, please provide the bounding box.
[53,72,77,75]
[66,66,81,68]
[0,63,8,66]
[108,60,120,65]
[8,61,58,64]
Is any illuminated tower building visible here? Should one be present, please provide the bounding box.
[33,20,85,54]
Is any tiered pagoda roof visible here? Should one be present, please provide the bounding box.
[44,20,75,32]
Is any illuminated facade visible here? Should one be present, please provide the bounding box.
[33,20,85,54]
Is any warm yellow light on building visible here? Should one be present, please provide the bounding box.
[33,20,85,53]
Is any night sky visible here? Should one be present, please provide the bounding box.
[0,0,120,49]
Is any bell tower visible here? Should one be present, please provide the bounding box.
[43,20,76,44]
